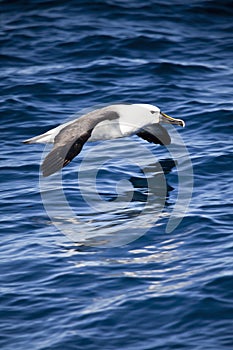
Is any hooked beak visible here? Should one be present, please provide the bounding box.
[160,112,185,127]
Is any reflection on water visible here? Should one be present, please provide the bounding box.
[60,237,198,306]
[40,154,178,247]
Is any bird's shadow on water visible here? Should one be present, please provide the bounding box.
[130,158,176,204]
[60,158,177,250]
[96,158,176,204]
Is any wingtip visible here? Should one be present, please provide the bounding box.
[41,145,70,177]
[41,169,54,177]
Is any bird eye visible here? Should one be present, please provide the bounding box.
[150,110,156,114]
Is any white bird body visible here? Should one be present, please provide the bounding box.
[23,103,184,176]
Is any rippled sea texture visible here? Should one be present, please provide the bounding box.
[1,1,233,349]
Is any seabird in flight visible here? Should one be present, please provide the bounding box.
[23,103,185,177]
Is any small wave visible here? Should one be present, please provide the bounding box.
[0,63,68,77]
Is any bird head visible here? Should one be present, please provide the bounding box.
[134,103,185,127]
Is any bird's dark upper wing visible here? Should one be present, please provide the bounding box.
[41,110,119,177]
[136,124,171,146]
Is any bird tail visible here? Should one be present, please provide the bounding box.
[23,131,54,144]
[22,120,75,144]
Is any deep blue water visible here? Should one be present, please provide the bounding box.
[1,0,233,349]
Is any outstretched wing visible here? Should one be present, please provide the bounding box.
[136,124,171,146]
[41,110,119,177]
[41,129,92,177]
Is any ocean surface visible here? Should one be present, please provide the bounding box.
[0,0,233,349]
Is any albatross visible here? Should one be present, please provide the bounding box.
[23,103,185,177]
